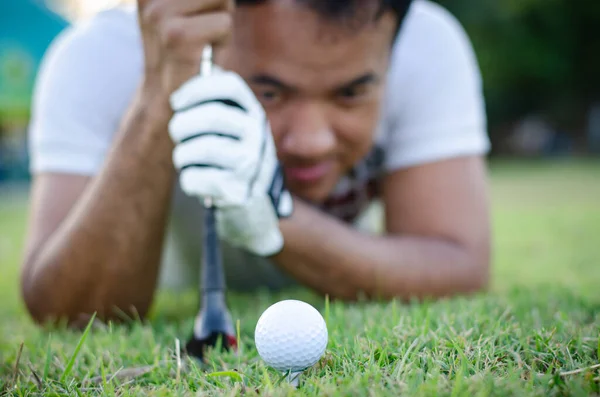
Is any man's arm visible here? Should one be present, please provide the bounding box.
[272,155,491,301]
[21,0,233,327]
[21,88,176,326]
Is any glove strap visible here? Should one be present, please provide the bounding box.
[268,163,293,218]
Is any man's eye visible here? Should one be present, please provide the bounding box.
[338,86,368,100]
[340,88,358,98]
[259,91,281,103]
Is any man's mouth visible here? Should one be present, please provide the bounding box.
[284,162,333,184]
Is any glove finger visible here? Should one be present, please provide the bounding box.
[168,102,246,144]
[173,135,248,172]
[180,167,248,206]
[170,71,262,117]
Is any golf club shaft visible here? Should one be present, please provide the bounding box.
[201,198,226,294]
[200,44,225,289]
[199,43,231,333]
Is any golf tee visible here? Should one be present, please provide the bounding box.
[286,371,302,388]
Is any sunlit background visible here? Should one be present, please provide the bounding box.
[49,0,132,21]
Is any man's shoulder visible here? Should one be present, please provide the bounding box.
[76,5,140,37]
[378,0,486,145]
[397,0,472,44]
[404,0,467,30]
[49,5,142,68]
[28,5,145,175]
[388,0,477,82]
[338,1,489,215]
[34,4,144,113]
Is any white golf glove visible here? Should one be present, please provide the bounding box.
[168,68,293,257]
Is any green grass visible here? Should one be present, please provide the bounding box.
[1,158,600,396]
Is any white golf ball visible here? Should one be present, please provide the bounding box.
[254,299,328,373]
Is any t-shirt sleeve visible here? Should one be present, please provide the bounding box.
[381,1,491,171]
[28,8,142,176]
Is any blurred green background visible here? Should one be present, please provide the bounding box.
[438,0,600,156]
[1,0,600,183]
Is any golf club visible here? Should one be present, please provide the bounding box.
[185,44,237,361]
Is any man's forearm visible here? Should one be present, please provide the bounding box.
[22,86,176,325]
[272,199,490,301]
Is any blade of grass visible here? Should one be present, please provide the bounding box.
[325,294,330,326]
[59,312,97,383]
[175,338,181,383]
[28,363,43,390]
[207,370,244,382]
[236,318,241,354]
[43,333,52,380]
[13,342,24,385]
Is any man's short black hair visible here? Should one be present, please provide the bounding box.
[236,0,413,40]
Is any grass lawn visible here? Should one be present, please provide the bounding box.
[1,158,599,396]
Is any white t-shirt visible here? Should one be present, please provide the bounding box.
[27,0,490,290]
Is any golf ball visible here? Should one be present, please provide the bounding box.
[254,299,328,373]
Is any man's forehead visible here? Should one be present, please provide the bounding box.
[227,1,395,84]
[233,1,396,44]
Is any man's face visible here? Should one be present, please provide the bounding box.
[221,1,397,203]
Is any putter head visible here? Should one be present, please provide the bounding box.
[185,296,238,361]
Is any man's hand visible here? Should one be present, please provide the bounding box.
[20,0,239,324]
[168,69,294,256]
[137,0,233,97]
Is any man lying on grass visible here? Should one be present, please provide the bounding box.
[21,0,491,326]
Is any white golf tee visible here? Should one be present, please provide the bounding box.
[286,371,302,388]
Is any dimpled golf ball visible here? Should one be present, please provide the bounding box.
[254,299,328,373]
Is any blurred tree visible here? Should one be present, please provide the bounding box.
[434,0,600,153]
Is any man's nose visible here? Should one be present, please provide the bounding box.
[278,101,336,160]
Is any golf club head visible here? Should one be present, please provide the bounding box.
[185,201,238,361]
[185,293,238,360]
